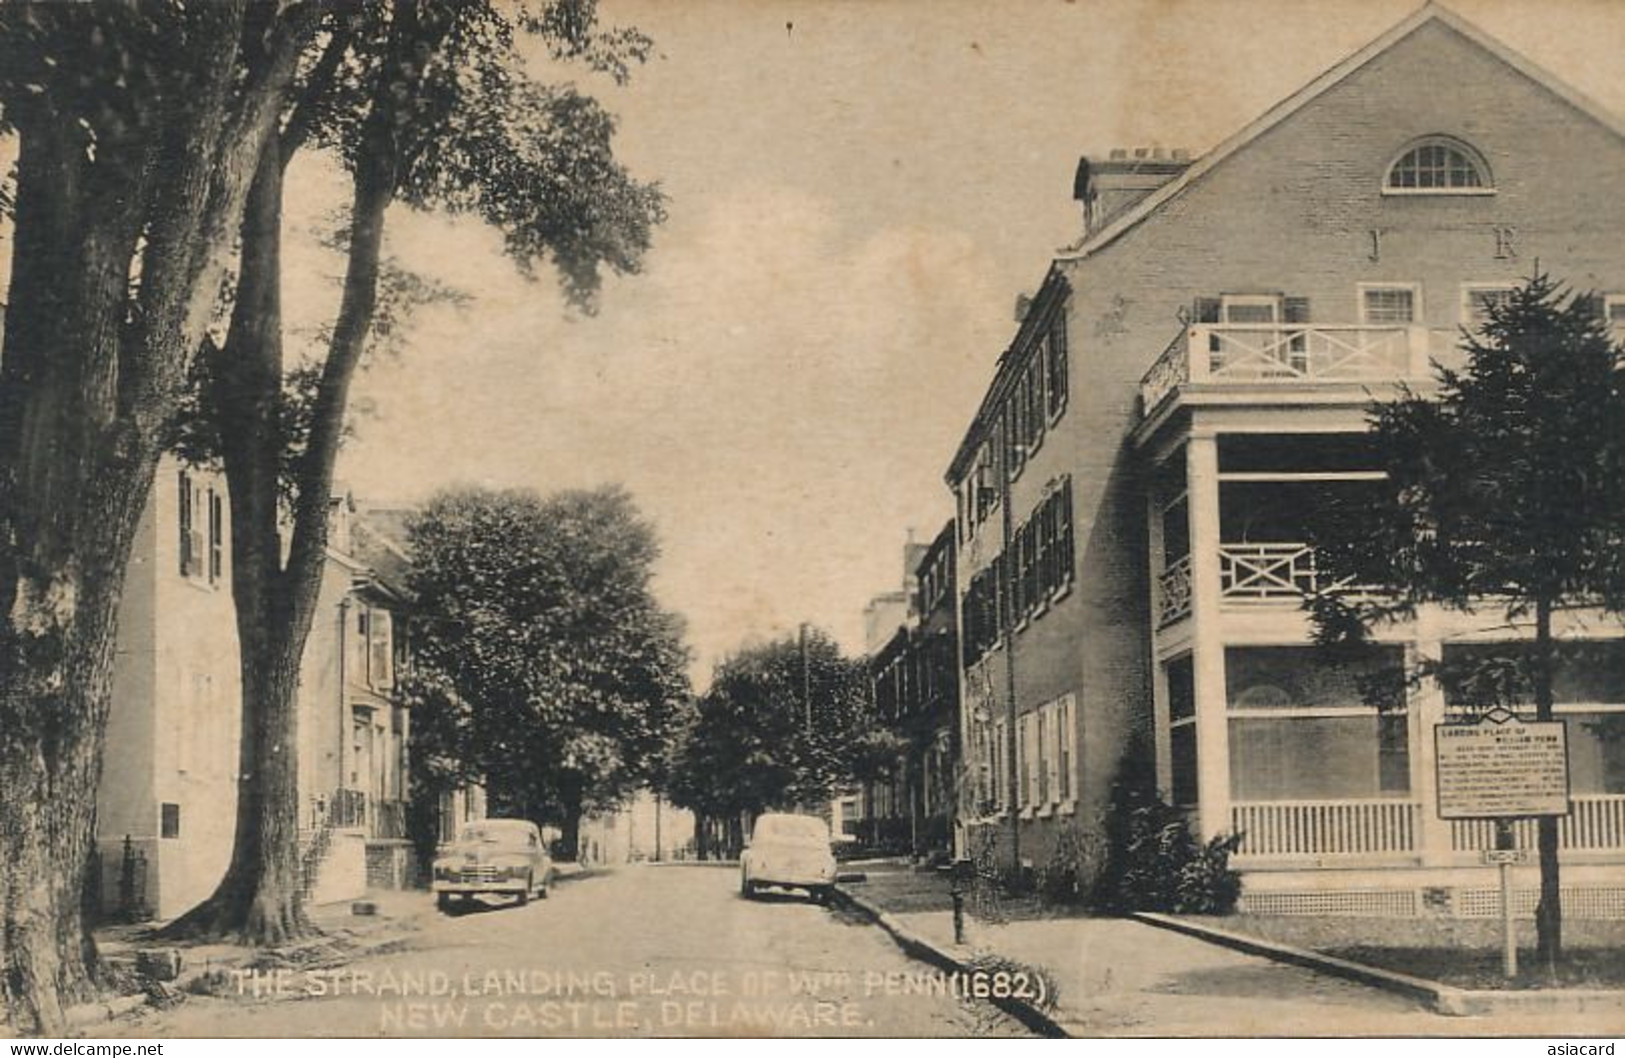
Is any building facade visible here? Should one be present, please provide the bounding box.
[99,457,241,920]
[947,5,1625,913]
[861,522,961,859]
[98,477,428,919]
[296,496,416,900]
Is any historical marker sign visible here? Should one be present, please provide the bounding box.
[1435,716,1570,819]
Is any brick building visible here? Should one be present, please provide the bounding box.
[947,4,1625,913]
[857,525,961,857]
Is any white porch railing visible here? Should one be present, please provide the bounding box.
[1219,542,1353,601]
[1139,323,1449,414]
[1231,799,1420,859]
[1450,795,1625,853]
[1157,553,1193,626]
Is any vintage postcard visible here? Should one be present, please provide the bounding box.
[1,0,1623,1044]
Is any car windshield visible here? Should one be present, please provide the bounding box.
[753,815,829,843]
[459,823,530,845]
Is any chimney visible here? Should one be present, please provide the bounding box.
[1073,146,1193,239]
[1013,293,1034,323]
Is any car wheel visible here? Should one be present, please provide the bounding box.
[436,893,458,914]
[536,875,549,899]
[516,873,531,906]
[740,873,756,899]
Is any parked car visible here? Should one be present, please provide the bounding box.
[740,812,837,903]
[432,818,553,912]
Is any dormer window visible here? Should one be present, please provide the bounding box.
[1384,136,1492,194]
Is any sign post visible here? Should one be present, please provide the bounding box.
[1436,710,1570,981]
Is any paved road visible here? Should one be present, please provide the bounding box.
[124,866,1032,1038]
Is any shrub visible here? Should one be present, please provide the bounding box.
[1036,822,1103,907]
[1091,776,1242,915]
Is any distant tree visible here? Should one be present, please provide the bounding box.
[165,0,663,945]
[407,486,691,857]
[1308,272,1625,975]
[667,629,901,850]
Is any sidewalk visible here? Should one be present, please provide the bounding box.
[839,876,1625,1036]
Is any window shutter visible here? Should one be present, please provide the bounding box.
[177,471,193,577]
[1063,695,1078,802]
[1193,297,1221,324]
[371,611,394,689]
[993,721,1003,810]
[1024,713,1040,807]
[1046,708,1059,806]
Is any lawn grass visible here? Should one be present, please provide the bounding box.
[1178,913,1625,990]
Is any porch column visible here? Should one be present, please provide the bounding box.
[1412,624,1452,866]
[1187,432,1231,841]
[1147,484,1172,797]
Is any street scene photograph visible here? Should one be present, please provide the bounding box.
[2,0,1625,1043]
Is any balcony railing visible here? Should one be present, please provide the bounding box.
[1232,799,1420,860]
[1157,553,1193,626]
[1140,323,1451,414]
[1450,795,1625,854]
[1219,542,1353,602]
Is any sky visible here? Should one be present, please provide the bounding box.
[292,0,1625,678]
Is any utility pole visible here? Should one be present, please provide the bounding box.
[800,622,813,733]
[653,792,663,863]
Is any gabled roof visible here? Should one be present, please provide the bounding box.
[1058,2,1625,262]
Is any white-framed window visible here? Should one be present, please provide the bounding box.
[1359,283,1420,325]
[1225,646,1411,802]
[1045,312,1069,424]
[1060,694,1076,803]
[1020,712,1041,809]
[1035,708,1049,806]
[1462,283,1516,330]
[1442,640,1625,795]
[1220,293,1280,325]
[369,609,394,689]
[1603,294,1625,340]
[208,488,224,584]
[177,471,201,580]
[1046,694,1071,806]
[1166,656,1198,808]
[1215,294,1310,372]
[1384,136,1493,194]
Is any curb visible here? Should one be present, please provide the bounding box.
[1130,912,1625,1018]
[832,886,1069,1038]
[645,860,738,868]
[552,865,601,883]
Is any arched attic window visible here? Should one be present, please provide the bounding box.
[1384,136,1493,194]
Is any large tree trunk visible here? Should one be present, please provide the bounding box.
[168,122,396,941]
[1532,596,1562,975]
[163,146,316,944]
[0,35,296,1038]
[0,118,162,1039]
[0,9,321,1026]
[166,634,311,944]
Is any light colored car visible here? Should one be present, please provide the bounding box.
[432,819,553,912]
[740,812,838,903]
